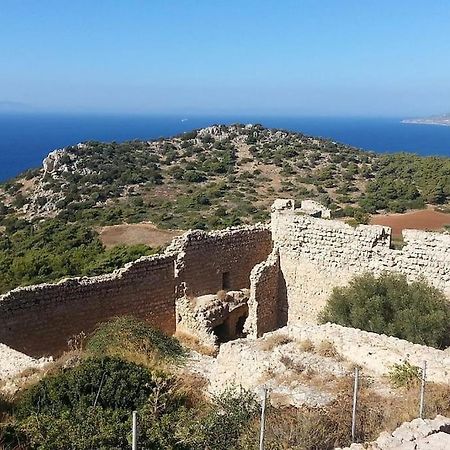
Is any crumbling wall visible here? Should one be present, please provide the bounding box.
[169,225,272,297]
[0,225,272,357]
[299,199,331,218]
[0,254,176,357]
[271,200,450,324]
[245,249,287,337]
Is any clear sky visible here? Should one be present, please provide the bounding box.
[1,0,450,116]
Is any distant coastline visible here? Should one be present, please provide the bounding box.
[402,114,450,127]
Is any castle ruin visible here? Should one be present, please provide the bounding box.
[1,199,450,358]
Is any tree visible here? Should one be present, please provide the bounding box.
[319,272,450,349]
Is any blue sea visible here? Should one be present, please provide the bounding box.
[1,113,450,181]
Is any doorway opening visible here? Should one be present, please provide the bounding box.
[222,271,231,290]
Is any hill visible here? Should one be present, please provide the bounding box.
[0,123,449,293]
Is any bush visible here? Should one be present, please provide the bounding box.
[389,361,421,388]
[11,356,189,450]
[177,387,260,450]
[86,316,186,363]
[319,272,450,349]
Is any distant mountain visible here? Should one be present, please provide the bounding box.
[402,114,450,126]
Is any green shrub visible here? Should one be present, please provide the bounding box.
[319,272,450,349]
[86,316,186,362]
[11,356,190,450]
[388,361,421,388]
[177,387,260,450]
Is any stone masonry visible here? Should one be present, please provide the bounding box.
[270,199,450,325]
[0,225,272,357]
[1,199,450,359]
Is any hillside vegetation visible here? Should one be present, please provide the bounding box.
[0,124,449,293]
[2,317,450,449]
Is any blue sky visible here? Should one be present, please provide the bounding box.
[1,0,449,116]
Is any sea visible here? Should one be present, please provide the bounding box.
[1,113,450,181]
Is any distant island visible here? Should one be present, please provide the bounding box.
[402,113,450,126]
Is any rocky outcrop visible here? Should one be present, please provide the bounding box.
[187,323,450,410]
[336,416,450,449]
[288,323,450,384]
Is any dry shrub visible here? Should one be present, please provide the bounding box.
[15,366,40,380]
[175,330,217,357]
[317,340,342,360]
[279,354,305,373]
[216,290,228,301]
[258,333,293,351]
[9,349,84,395]
[258,379,392,449]
[176,371,208,407]
[0,392,12,422]
[298,338,315,353]
[243,375,450,450]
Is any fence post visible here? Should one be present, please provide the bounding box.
[259,387,268,450]
[351,367,359,443]
[132,411,138,450]
[419,361,427,419]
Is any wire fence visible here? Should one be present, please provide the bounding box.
[129,360,430,450]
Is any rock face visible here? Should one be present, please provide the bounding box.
[336,415,450,449]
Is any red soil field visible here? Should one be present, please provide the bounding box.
[370,209,450,238]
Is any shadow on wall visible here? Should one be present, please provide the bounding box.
[277,268,288,329]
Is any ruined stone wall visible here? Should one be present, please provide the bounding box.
[245,249,287,337]
[170,226,272,297]
[0,226,272,357]
[0,254,176,357]
[271,200,450,324]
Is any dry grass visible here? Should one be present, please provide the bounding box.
[316,340,342,360]
[255,377,450,450]
[176,371,209,407]
[216,290,228,301]
[258,333,293,351]
[298,338,315,353]
[279,354,305,373]
[174,330,217,357]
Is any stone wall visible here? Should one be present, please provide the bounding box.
[0,254,176,357]
[245,249,287,337]
[170,225,272,297]
[271,200,450,324]
[0,225,272,357]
